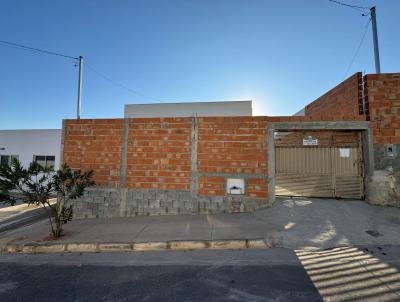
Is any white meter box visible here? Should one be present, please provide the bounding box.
[226,178,245,195]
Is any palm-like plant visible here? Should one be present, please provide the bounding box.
[0,159,94,238]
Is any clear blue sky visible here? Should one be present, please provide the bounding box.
[1,0,399,129]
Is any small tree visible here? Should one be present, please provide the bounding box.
[0,159,94,238]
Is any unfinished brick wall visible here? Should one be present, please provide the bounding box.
[305,72,363,117]
[275,131,360,147]
[247,178,268,199]
[198,176,225,196]
[197,117,268,198]
[63,115,367,201]
[267,115,366,123]
[63,119,124,187]
[63,116,272,217]
[64,75,400,215]
[361,73,400,206]
[126,118,192,190]
[364,73,400,144]
[300,72,400,206]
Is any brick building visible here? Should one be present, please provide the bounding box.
[61,72,400,218]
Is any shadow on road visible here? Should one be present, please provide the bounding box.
[296,246,400,301]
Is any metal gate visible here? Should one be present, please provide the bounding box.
[275,146,364,199]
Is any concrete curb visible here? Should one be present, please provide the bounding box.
[0,239,275,254]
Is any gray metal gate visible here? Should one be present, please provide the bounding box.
[275,146,364,199]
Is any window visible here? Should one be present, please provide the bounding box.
[0,155,19,168]
[33,155,55,168]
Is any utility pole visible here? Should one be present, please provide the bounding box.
[77,56,83,119]
[370,6,381,74]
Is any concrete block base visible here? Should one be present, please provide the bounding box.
[70,188,269,219]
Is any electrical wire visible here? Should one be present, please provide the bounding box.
[327,0,370,14]
[343,17,371,78]
[0,38,159,102]
[85,63,160,102]
[0,39,78,60]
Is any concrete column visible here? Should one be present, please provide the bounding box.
[119,118,129,216]
[267,124,276,204]
[119,118,129,188]
[190,116,199,198]
[59,119,66,169]
[362,124,375,178]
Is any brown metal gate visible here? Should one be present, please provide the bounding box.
[275,146,364,199]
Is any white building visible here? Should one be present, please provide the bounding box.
[0,101,252,170]
[124,100,252,118]
[0,129,61,169]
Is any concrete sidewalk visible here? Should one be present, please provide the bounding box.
[0,202,37,222]
[0,202,49,234]
[1,197,400,252]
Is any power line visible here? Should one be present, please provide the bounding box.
[0,39,82,118]
[0,39,78,60]
[327,0,370,13]
[85,63,160,102]
[0,38,160,105]
[343,17,371,78]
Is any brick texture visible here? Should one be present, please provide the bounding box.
[364,73,400,144]
[62,72,400,212]
[199,176,225,196]
[63,119,124,187]
[197,117,268,175]
[126,117,192,190]
[197,117,268,196]
[299,72,400,145]
[65,72,400,198]
[63,117,272,199]
[275,131,360,147]
[305,72,363,117]
[63,115,367,198]
[267,115,366,122]
[247,178,268,198]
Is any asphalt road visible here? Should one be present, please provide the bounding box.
[0,249,322,302]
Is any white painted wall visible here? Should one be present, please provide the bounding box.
[124,101,252,118]
[0,129,61,169]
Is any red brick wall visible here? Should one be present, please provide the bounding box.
[63,117,270,198]
[63,119,124,187]
[305,72,363,117]
[63,116,270,198]
[199,176,225,196]
[267,115,366,122]
[197,117,268,197]
[63,114,367,199]
[364,73,400,144]
[63,109,373,199]
[275,131,360,147]
[247,178,268,198]
[126,117,192,190]
[299,72,400,144]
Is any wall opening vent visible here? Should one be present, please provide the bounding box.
[226,178,245,195]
